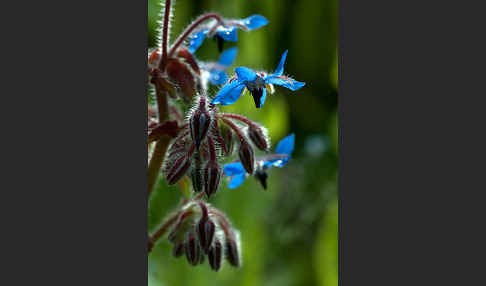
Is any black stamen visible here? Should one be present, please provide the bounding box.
[250,88,263,109]
[255,170,268,190]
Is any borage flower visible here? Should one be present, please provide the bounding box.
[223,134,295,190]
[200,47,238,86]
[188,15,269,54]
[212,50,305,109]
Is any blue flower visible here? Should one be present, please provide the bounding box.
[211,50,306,108]
[223,134,295,189]
[188,15,269,54]
[207,47,238,85]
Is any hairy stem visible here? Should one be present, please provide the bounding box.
[148,212,180,253]
[160,0,171,66]
[168,13,224,58]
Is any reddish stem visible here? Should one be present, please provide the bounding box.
[148,212,179,253]
[168,13,224,58]
[221,117,246,143]
[160,0,171,66]
[222,113,256,127]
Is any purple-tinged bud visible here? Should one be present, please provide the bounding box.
[248,125,269,151]
[225,239,241,267]
[197,218,215,254]
[172,242,184,258]
[190,97,212,149]
[203,161,222,198]
[219,120,234,156]
[168,211,193,243]
[238,140,255,174]
[208,240,223,271]
[185,232,201,266]
[166,155,191,185]
[166,58,199,102]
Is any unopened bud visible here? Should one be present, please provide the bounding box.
[166,58,199,102]
[225,239,241,267]
[219,120,234,156]
[238,141,255,174]
[248,125,269,151]
[191,167,203,193]
[203,161,222,198]
[197,218,215,254]
[190,109,211,149]
[208,240,223,271]
[185,232,201,266]
[176,48,201,76]
[166,155,191,185]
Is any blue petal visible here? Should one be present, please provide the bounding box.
[209,69,228,85]
[266,77,306,91]
[217,26,238,42]
[212,80,245,106]
[223,162,246,176]
[239,15,269,30]
[228,173,246,189]
[188,29,209,54]
[235,67,257,82]
[275,134,295,156]
[218,47,238,66]
[259,88,267,108]
[274,50,288,76]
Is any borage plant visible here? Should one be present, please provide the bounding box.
[148,0,305,271]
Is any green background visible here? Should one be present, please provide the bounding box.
[148,0,338,285]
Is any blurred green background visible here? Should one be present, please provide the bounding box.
[148,0,338,285]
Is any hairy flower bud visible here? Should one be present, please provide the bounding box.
[219,120,234,156]
[190,109,211,149]
[185,232,201,266]
[208,240,223,271]
[197,217,215,254]
[248,125,269,151]
[166,155,191,185]
[238,140,255,174]
[225,238,241,267]
[203,161,222,198]
[166,58,199,102]
[191,167,203,193]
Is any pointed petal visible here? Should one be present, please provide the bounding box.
[266,76,306,91]
[274,50,288,76]
[223,162,246,176]
[228,173,246,189]
[188,29,209,54]
[209,69,228,85]
[218,47,238,66]
[272,134,295,167]
[235,67,257,82]
[217,26,238,42]
[212,81,245,106]
[239,15,269,30]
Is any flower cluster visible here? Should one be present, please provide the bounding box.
[163,199,241,271]
[148,0,305,272]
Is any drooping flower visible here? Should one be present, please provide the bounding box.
[223,133,295,189]
[200,47,238,86]
[188,15,269,54]
[212,50,306,108]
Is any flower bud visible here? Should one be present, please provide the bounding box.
[225,238,241,267]
[190,167,203,193]
[219,120,234,156]
[208,240,223,271]
[203,161,222,198]
[197,218,215,254]
[176,48,201,76]
[172,242,184,258]
[185,232,201,266]
[248,125,269,151]
[166,58,199,102]
[166,155,191,185]
[238,141,255,174]
[190,109,211,149]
